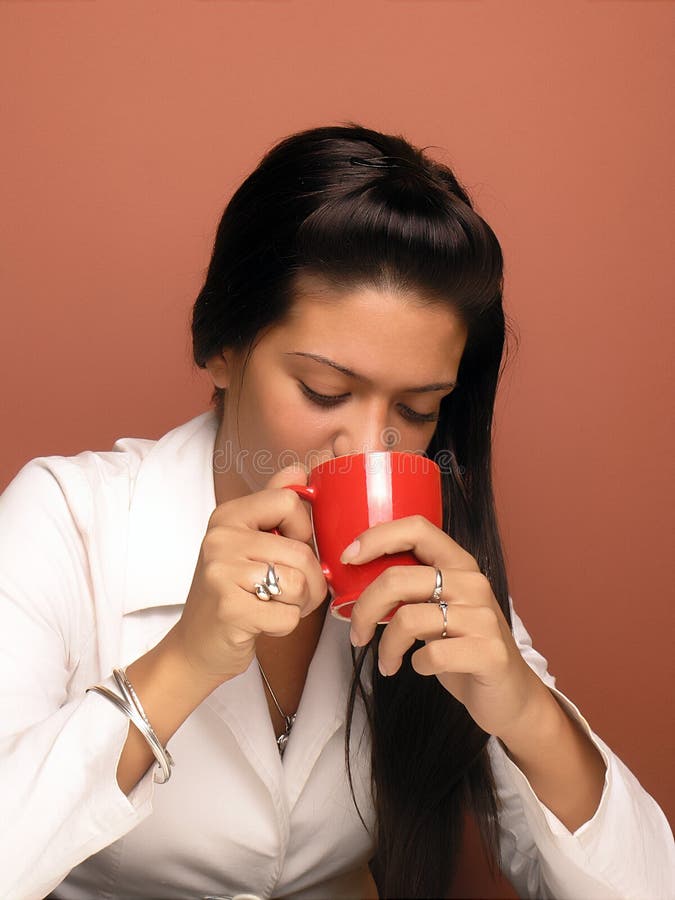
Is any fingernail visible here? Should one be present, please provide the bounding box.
[340,539,360,564]
[378,658,389,677]
[349,627,361,647]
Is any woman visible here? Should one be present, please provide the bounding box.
[0,123,672,900]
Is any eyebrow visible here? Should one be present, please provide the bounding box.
[285,352,457,393]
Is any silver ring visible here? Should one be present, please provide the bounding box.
[439,599,448,639]
[254,582,272,601]
[253,563,282,601]
[427,567,443,603]
[264,563,282,596]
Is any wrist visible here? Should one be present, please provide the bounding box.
[113,625,227,795]
[495,674,566,766]
[494,674,607,831]
[127,624,226,715]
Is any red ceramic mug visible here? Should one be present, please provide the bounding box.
[282,450,443,623]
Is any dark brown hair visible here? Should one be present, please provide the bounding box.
[192,122,515,897]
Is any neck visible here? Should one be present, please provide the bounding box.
[212,413,263,505]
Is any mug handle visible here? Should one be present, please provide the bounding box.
[283,484,316,502]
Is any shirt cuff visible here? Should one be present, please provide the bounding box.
[16,685,158,900]
[88,673,157,821]
[490,684,675,899]
[495,685,610,838]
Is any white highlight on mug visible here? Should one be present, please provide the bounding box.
[365,452,393,527]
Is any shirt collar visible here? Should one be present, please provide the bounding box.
[123,410,219,615]
[204,610,358,805]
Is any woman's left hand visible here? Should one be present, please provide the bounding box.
[344,515,549,741]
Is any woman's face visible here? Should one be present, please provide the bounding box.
[207,275,468,499]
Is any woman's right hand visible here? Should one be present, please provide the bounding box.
[170,465,329,686]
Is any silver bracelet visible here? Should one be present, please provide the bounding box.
[113,668,153,730]
[113,668,175,779]
[86,669,175,784]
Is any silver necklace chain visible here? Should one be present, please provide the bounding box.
[257,660,296,757]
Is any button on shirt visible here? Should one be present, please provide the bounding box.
[0,411,673,900]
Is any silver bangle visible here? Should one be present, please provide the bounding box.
[113,668,152,730]
[113,668,175,779]
[86,669,175,784]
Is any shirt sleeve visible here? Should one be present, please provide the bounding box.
[489,599,675,900]
[0,460,157,900]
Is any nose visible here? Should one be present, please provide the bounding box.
[332,399,401,458]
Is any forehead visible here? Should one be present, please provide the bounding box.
[267,277,467,376]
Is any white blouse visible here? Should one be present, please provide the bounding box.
[0,410,672,900]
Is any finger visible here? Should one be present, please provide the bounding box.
[210,480,313,544]
[411,635,494,678]
[339,515,479,572]
[350,566,496,646]
[225,585,304,638]
[377,603,494,676]
[212,528,328,612]
[247,535,328,614]
[265,462,309,490]
[238,560,312,613]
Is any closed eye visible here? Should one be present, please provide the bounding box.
[299,382,440,425]
[299,383,350,405]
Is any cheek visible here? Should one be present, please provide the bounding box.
[387,428,437,457]
[241,381,329,459]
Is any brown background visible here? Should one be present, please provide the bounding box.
[1,1,673,897]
